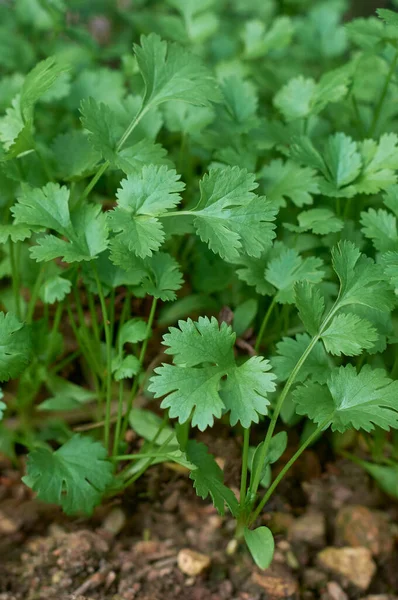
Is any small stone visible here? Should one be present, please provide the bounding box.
[289,512,326,547]
[317,547,376,591]
[0,510,18,534]
[360,596,398,600]
[326,581,348,600]
[335,505,393,556]
[303,568,328,590]
[177,548,211,577]
[102,508,126,536]
[252,566,298,599]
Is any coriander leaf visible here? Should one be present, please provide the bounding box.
[377,8,398,27]
[20,56,69,118]
[112,355,141,381]
[332,241,395,312]
[294,365,398,433]
[320,133,362,196]
[193,166,277,261]
[0,223,32,243]
[271,333,330,384]
[119,318,148,348]
[355,134,398,195]
[236,254,275,296]
[321,313,377,356]
[30,204,108,263]
[260,159,320,208]
[80,97,120,163]
[39,275,71,304]
[0,399,5,420]
[108,165,184,259]
[82,250,146,296]
[274,68,349,122]
[265,247,324,304]
[285,208,343,235]
[52,131,101,180]
[135,33,220,108]
[138,252,183,301]
[0,312,32,382]
[12,182,71,233]
[186,440,239,516]
[295,281,325,336]
[380,251,398,287]
[360,208,398,252]
[242,17,293,59]
[23,434,114,515]
[149,317,276,429]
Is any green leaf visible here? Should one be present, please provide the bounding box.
[351,457,398,499]
[377,8,398,28]
[149,317,276,429]
[23,434,114,515]
[244,527,274,570]
[20,56,69,118]
[52,130,101,180]
[135,33,221,108]
[80,97,120,164]
[295,282,325,336]
[0,399,5,420]
[274,68,349,121]
[249,431,288,491]
[119,318,148,348]
[39,376,96,411]
[355,134,398,195]
[294,365,398,433]
[233,299,258,337]
[138,252,184,301]
[0,223,32,244]
[112,355,141,381]
[129,408,178,446]
[39,275,71,304]
[360,208,398,252]
[265,247,324,304]
[332,241,395,312]
[242,17,293,59]
[285,208,343,235]
[320,313,378,356]
[108,165,184,259]
[193,166,277,261]
[0,312,32,382]
[320,133,362,196]
[186,440,239,516]
[260,159,320,208]
[272,333,330,384]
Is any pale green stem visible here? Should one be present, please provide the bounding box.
[255,297,277,353]
[250,416,332,523]
[240,427,251,506]
[9,240,21,319]
[120,297,158,440]
[91,263,113,451]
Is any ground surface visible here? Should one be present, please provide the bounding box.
[1,432,397,600]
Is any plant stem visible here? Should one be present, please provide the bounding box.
[369,49,398,138]
[255,297,276,353]
[250,416,332,523]
[91,263,113,451]
[240,427,250,506]
[87,289,101,344]
[47,301,64,364]
[122,431,175,488]
[250,334,320,494]
[9,240,21,319]
[77,104,150,205]
[26,265,46,323]
[119,297,158,441]
[112,381,125,457]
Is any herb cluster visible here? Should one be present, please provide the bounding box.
[1,0,398,568]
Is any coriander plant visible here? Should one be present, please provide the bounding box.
[1,0,398,570]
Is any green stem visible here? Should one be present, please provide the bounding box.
[66,301,102,378]
[46,301,64,364]
[250,416,332,523]
[369,49,398,138]
[26,265,46,323]
[91,263,113,451]
[122,431,175,488]
[255,297,276,353]
[9,240,21,319]
[240,427,250,506]
[112,381,125,457]
[77,103,151,205]
[87,289,101,344]
[120,297,158,440]
[50,349,82,374]
[250,334,320,495]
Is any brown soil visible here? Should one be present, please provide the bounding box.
[1,434,398,600]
